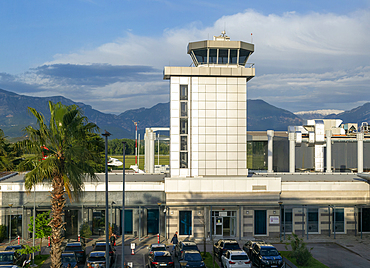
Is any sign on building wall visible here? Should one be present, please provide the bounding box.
[269,216,279,224]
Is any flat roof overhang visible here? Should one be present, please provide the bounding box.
[187,40,254,54]
[163,66,255,80]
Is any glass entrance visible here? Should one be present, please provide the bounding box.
[65,210,78,238]
[215,217,223,235]
[212,211,236,237]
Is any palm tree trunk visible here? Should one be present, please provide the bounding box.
[50,175,66,268]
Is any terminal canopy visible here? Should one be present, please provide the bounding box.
[187,32,254,67]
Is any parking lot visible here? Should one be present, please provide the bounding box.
[33,234,370,268]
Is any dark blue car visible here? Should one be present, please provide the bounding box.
[179,250,205,268]
[251,244,284,268]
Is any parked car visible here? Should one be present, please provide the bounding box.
[147,244,167,256]
[175,241,199,257]
[213,239,241,260]
[251,243,284,268]
[179,250,205,268]
[4,246,24,252]
[0,265,23,268]
[63,242,86,263]
[148,251,174,268]
[220,250,251,268]
[0,251,26,266]
[91,241,115,264]
[242,240,265,258]
[85,251,107,267]
[61,252,77,268]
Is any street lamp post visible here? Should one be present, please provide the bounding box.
[102,130,111,268]
[8,203,13,244]
[122,141,126,268]
[278,201,283,241]
[158,203,162,242]
[33,186,36,266]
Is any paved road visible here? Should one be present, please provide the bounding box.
[274,242,370,268]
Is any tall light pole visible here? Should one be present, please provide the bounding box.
[8,203,13,244]
[278,201,283,241]
[132,121,139,165]
[102,130,111,268]
[122,141,126,268]
[33,186,36,266]
[157,202,162,242]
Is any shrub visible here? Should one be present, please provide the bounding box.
[80,222,92,238]
[285,233,312,266]
[0,225,6,242]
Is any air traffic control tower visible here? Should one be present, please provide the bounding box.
[164,32,255,178]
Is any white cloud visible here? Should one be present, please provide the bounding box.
[6,9,370,113]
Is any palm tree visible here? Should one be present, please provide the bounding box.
[20,101,104,268]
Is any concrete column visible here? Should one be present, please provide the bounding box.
[357,132,364,173]
[326,130,332,173]
[267,130,274,173]
[144,128,156,173]
[289,132,295,173]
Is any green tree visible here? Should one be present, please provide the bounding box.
[0,129,23,171]
[28,211,52,254]
[19,101,104,268]
[285,233,313,266]
[16,245,40,262]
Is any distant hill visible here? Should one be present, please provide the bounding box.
[247,99,303,130]
[325,102,370,125]
[1,88,368,139]
[0,88,168,139]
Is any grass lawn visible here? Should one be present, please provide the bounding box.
[280,251,329,268]
[34,254,49,267]
[110,155,169,170]
[201,252,220,268]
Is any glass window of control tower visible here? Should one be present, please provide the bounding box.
[230,50,238,64]
[218,49,228,64]
[194,49,207,65]
[239,49,251,65]
[209,49,217,64]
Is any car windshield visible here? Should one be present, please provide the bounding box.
[152,247,166,251]
[225,243,240,250]
[62,256,76,263]
[89,256,106,262]
[184,253,202,261]
[94,245,112,251]
[154,256,172,262]
[184,245,198,251]
[5,246,20,250]
[0,253,14,262]
[260,249,279,256]
[65,246,82,251]
[231,255,249,260]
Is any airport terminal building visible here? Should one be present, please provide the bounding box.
[0,33,369,242]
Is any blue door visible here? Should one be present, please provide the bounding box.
[147,209,159,234]
[254,210,267,235]
[120,210,133,234]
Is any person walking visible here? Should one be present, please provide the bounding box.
[170,231,178,254]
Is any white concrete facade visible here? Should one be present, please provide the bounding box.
[169,76,248,178]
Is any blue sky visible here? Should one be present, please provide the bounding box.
[1,0,370,114]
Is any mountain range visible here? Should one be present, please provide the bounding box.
[0,88,368,139]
